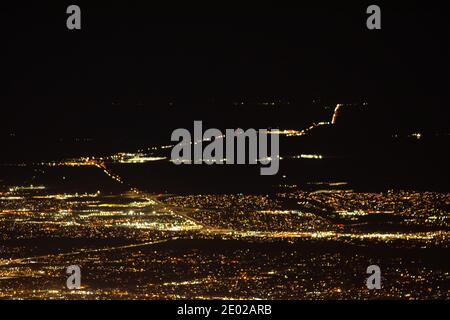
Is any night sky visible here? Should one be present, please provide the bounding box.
[3,1,449,136]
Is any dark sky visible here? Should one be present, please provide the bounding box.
[3,1,449,134]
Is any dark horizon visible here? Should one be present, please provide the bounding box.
[3,1,449,138]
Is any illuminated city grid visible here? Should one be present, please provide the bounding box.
[0,153,448,299]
